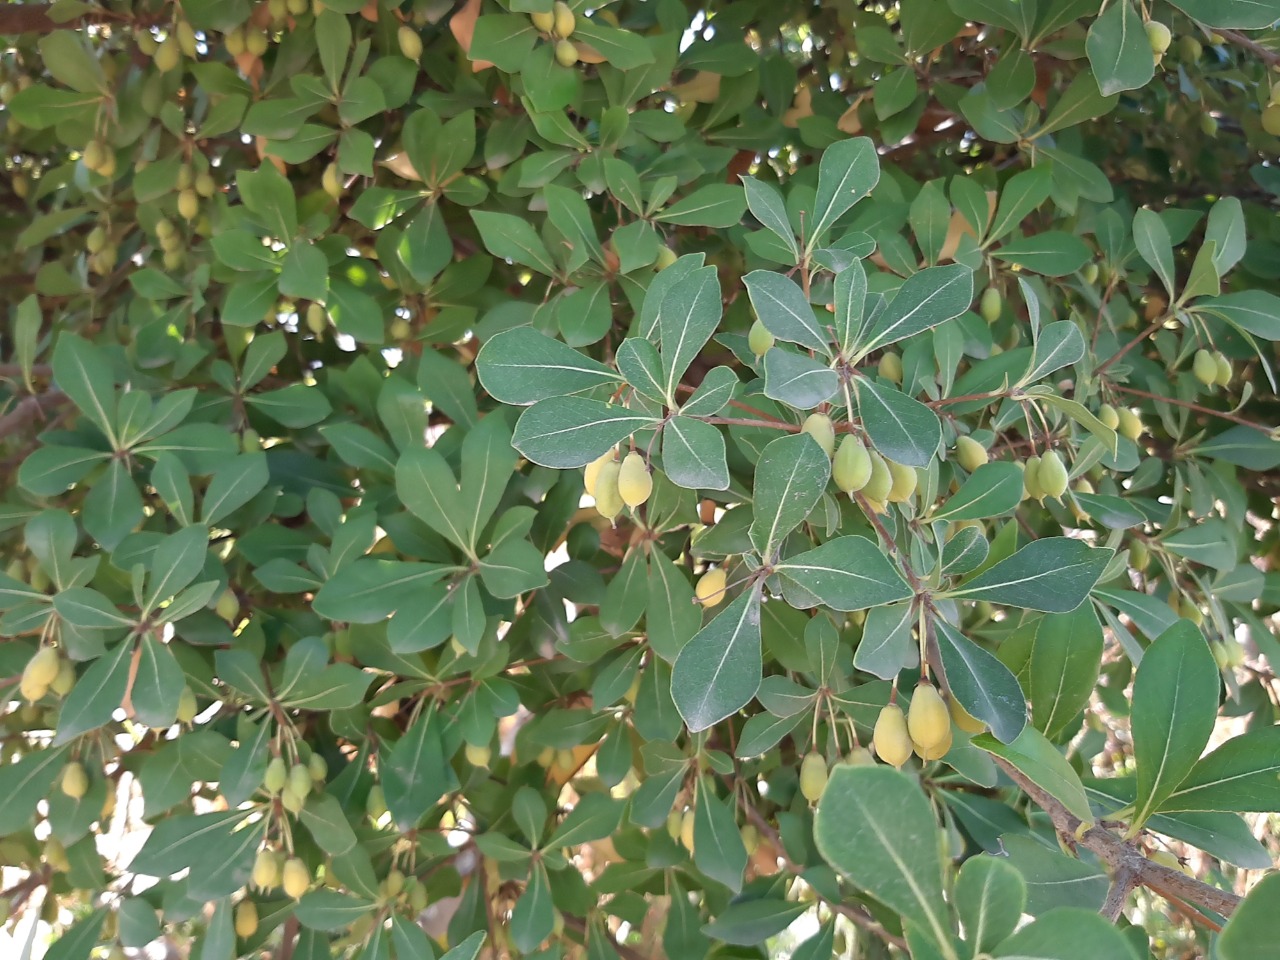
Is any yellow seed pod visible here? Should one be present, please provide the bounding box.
[592,458,624,519]
[306,302,327,335]
[907,683,950,751]
[252,849,281,889]
[1097,403,1120,430]
[554,748,576,774]
[1038,450,1069,499]
[979,287,1002,324]
[679,809,695,852]
[878,352,903,384]
[215,588,238,623]
[949,696,986,735]
[176,20,198,58]
[50,659,76,697]
[19,673,48,703]
[225,26,246,57]
[1022,456,1043,500]
[655,246,678,270]
[177,188,199,221]
[583,448,615,497]
[1117,407,1144,441]
[913,723,953,761]
[955,435,988,472]
[1264,102,1280,137]
[24,646,60,689]
[833,435,872,493]
[666,809,682,840]
[245,30,269,57]
[617,452,653,508]
[322,163,342,200]
[464,742,492,767]
[282,857,311,899]
[530,9,555,31]
[886,460,918,503]
[874,704,913,767]
[554,38,578,67]
[153,37,181,73]
[195,172,216,198]
[1192,349,1217,385]
[552,0,576,37]
[263,756,288,794]
[1213,352,1232,387]
[398,24,423,61]
[235,899,258,938]
[843,746,875,766]
[383,868,406,899]
[1181,598,1203,625]
[748,318,775,357]
[695,567,727,607]
[799,751,828,803]
[801,413,836,457]
[863,451,893,504]
[1145,20,1172,55]
[61,761,89,800]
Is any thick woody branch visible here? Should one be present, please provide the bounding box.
[0,3,108,34]
[993,757,1243,922]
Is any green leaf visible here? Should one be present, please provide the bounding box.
[748,433,831,558]
[145,524,211,611]
[54,639,133,745]
[808,137,880,249]
[131,636,185,729]
[990,231,1091,276]
[856,376,942,468]
[201,454,270,526]
[655,184,746,228]
[18,446,110,496]
[129,811,259,900]
[954,856,1026,954]
[440,932,487,960]
[854,602,915,679]
[1168,0,1278,29]
[0,743,71,834]
[932,461,1024,520]
[986,165,1053,243]
[544,792,625,849]
[993,907,1140,959]
[814,765,954,952]
[743,270,830,353]
[1022,320,1086,384]
[935,618,1027,744]
[572,18,657,68]
[1158,724,1280,814]
[776,536,912,611]
[39,31,106,93]
[1085,0,1154,97]
[1197,290,1280,341]
[45,908,108,960]
[512,397,658,469]
[861,263,974,354]
[381,710,451,832]
[1130,620,1220,830]
[671,587,762,733]
[999,835,1108,915]
[742,177,798,260]
[1133,208,1176,298]
[1218,872,1280,960]
[479,540,549,598]
[658,264,723,401]
[693,778,748,893]
[948,537,1112,612]
[245,384,332,428]
[661,416,730,491]
[1033,71,1119,139]
[53,335,116,443]
[975,726,1091,821]
[511,862,555,952]
[470,210,556,276]
[476,327,620,405]
[312,559,450,623]
[700,899,807,946]
[762,348,840,409]
[1029,606,1104,740]
[296,890,376,932]
[396,446,471,553]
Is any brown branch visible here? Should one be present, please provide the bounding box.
[276,915,299,960]
[0,389,68,440]
[563,916,653,960]
[1095,315,1165,377]
[1110,383,1272,432]
[1101,866,1138,921]
[993,757,1243,922]
[0,3,117,33]
[1218,29,1280,68]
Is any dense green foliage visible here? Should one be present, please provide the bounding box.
[3,0,1280,958]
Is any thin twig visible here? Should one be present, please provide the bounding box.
[1111,383,1272,431]
[1218,29,1280,68]
[1095,315,1165,377]
[0,390,67,440]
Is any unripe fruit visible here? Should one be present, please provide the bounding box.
[874,704,913,768]
[383,868,405,899]
[154,37,181,73]
[24,646,60,689]
[235,899,258,938]
[45,837,70,872]
[799,751,828,802]
[282,857,310,898]
[177,189,199,221]
[86,225,107,253]
[306,302,327,335]
[654,246,678,270]
[1223,636,1246,668]
[878,352,903,384]
[1129,540,1149,571]
[679,809,695,852]
[1262,103,1280,137]
[176,20,198,58]
[245,30,269,57]
[695,567,727,607]
[1117,407,1144,441]
[50,660,75,697]
[1199,114,1218,137]
[1212,641,1230,670]
[801,412,836,457]
[552,1,576,37]
[1146,20,1172,55]
[1082,263,1100,284]
[955,435,988,472]
[554,748,576,774]
[979,287,1002,324]
[398,25,423,61]
[554,39,578,67]
[195,172,216,198]
[843,746,875,766]
[583,449,614,496]
[409,883,428,912]
[264,757,288,794]
[530,10,555,32]
[1192,349,1217,385]
[1097,403,1120,430]
[863,451,893,505]
[666,809,682,840]
[886,460,917,503]
[949,697,986,735]
[1151,849,1182,872]
[1182,598,1203,625]
[308,753,327,782]
[748,318,775,357]
[617,452,653,508]
[1179,35,1202,61]
[1023,456,1043,500]
[907,683,950,752]
[366,784,387,819]
[464,742,491,767]
[61,761,89,799]
[18,672,47,704]
[389,318,412,341]
[833,435,872,493]
[593,458,624,519]
[83,139,106,172]
[288,763,312,800]
[280,785,304,814]
[1038,450,1069,499]
[913,724,953,761]
[740,823,759,854]
[225,26,246,57]
[322,163,342,200]
[252,849,281,889]
[215,589,238,623]
[1213,352,1232,387]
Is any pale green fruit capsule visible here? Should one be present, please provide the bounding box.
[1117,407,1144,441]
[873,704,912,768]
[1213,352,1232,387]
[832,435,872,493]
[263,757,288,794]
[1192,349,1217,385]
[878,352,903,384]
[1038,450,1068,499]
[907,683,950,752]
[979,286,1002,324]
[288,763,313,800]
[398,25,423,61]
[593,459,624,519]
[801,413,836,457]
[1097,403,1120,431]
[617,452,653,508]
[748,318,775,357]
[886,459,918,503]
[863,451,893,504]
[1023,456,1043,500]
[1146,20,1172,55]
[583,448,615,497]
[798,752,828,803]
[955,435,988,472]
